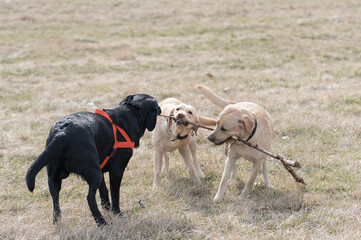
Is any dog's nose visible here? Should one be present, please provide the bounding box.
[177,113,185,119]
[207,134,215,142]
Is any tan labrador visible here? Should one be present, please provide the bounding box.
[153,98,216,188]
[196,85,274,202]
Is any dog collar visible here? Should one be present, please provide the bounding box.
[171,134,189,141]
[245,118,257,142]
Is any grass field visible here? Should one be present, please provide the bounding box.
[1,0,360,239]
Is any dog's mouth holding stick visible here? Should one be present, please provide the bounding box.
[159,114,306,185]
[175,118,188,126]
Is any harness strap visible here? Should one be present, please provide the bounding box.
[94,108,135,169]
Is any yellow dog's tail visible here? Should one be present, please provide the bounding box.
[195,85,235,108]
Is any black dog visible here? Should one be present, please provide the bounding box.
[26,94,161,226]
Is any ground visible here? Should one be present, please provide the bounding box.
[0,0,360,239]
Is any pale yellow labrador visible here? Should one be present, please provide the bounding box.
[196,85,274,202]
[153,98,216,188]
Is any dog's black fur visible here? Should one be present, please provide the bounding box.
[26,94,161,226]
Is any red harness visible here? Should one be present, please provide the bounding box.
[94,108,135,169]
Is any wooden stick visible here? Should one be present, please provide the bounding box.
[233,136,302,168]
[159,114,306,185]
[232,137,305,184]
[159,114,214,130]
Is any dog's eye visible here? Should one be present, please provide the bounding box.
[176,108,180,111]
[221,126,227,132]
[188,111,193,115]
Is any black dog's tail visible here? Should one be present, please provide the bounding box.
[26,136,67,192]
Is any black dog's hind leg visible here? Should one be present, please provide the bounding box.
[99,174,111,211]
[109,171,124,215]
[82,169,107,226]
[48,176,62,224]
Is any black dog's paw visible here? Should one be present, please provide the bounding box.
[53,212,61,225]
[96,217,108,227]
[112,208,123,216]
[101,201,111,211]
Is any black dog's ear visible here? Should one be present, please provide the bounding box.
[146,102,161,131]
[146,110,157,131]
[121,94,160,131]
[120,95,135,105]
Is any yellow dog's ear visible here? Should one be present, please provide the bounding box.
[167,109,175,127]
[239,114,254,135]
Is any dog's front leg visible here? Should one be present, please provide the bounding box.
[241,161,262,196]
[153,149,163,188]
[98,174,111,210]
[179,147,201,184]
[230,163,239,184]
[163,152,170,174]
[262,161,274,189]
[189,138,204,178]
[214,156,236,203]
[109,171,124,215]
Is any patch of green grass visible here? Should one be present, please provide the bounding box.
[0,68,45,78]
[74,38,98,44]
[326,96,361,115]
[0,90,32,102]
[343,96,361,105]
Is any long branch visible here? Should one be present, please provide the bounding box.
[234,137,305,184]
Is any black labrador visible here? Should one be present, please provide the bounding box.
[26,94,161,226]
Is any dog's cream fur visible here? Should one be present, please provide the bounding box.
[196,85,274,202]
[153,98,216,188]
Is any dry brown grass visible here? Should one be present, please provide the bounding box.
[1,0,360,239]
